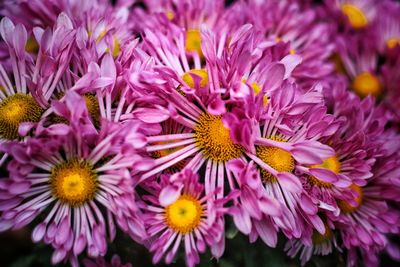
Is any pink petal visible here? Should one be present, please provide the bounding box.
[280,54,302,79]
[32,222,46,242]
[253,218,277,247]
[300,194,318,215]
[263,63,285,91]
[159,185,182,206]
[277,172,302,193]
[133,108,170,123]
[309,168,338,183]
[232,207,252,235]
[259,196,282,217]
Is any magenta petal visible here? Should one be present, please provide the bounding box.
[159,185,182,206]
[133,108,170,123]
[73,234,87,255]
[51,249,67,265]
[241,186,262,220]
[291,148,322,165]
[0,220,13,231]
[46,124,70,135]
[356,227,372,245]
[32,222,46,242]
[276,172,302,193]
[9,181,30,194]
[253,218,277,247]
[18,122,35,137]
[309,168,338,183]
[232,207,252,234]
[208,98,226,115]
[210,235,225,258]
[227,159,246,174]
[280,54,302,79]
[300,194,318,215]
[13,24,28,58]
[309,214,325,234]
[100,53,116,79]
[263,63,285,91]
[0,17,15,45]
[259,196,282,217]
[55,217,70,244]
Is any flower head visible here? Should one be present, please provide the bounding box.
[141,169,230,267]
[0,91,148,266]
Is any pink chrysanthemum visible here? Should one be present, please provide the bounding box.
[134,25,262,195]
[324,0,380,30]
[374,1,400,54]
[1,0,134,61]
[241,0,335,87]
[334,33,383,99]
[141,169,231,267]
[0,91,148,266]
[0,15,75,165]
[233,80,337,236]
[284,80,390,265]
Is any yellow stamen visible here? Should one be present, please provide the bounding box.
[352,72,381,98]
[181,69,209,88]
[0,94,43,140]
[96,29,108,43]
[289,48,296,55]
[194,113,243,162]
[386,37,400,49]
[83,94,100,127]
[165,194,202,234]
[166,11,175,20]
[337,184,363,213]
[308,156,341,188]
[112,36,120,58]
[50,158,98,207]
[25,37,39,54]
[256,136,295,183]
[340,4,368,29]
[186,29,203,57]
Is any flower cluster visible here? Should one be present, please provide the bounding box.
[0,0,399,266]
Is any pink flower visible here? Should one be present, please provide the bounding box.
[141,169,232,267]
[0,91,149,266]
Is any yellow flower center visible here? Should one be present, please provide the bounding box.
[194,113,243,162]
[0,94,43,140]
[256,136,295,183]
[83,94,100,127]
[352,72,381,98]
[340,4,368,29]
[386,37,400,49]
[165,194,202,234]
[50,158,98,207]
[181,69,209,88]
[308,156,341,188]
[186,29,203,57]
[337,184,363,213]
[312,225,333,244]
